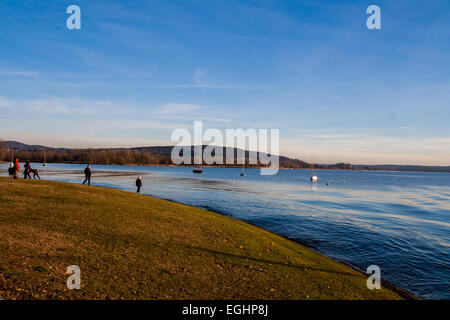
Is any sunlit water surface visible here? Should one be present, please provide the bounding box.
[1,163,449,299]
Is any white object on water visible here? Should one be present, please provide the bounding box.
[310,163,318,182]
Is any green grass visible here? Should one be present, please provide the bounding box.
[0,178,402,300]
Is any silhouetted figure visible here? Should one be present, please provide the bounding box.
[83,165,92,186]
[8,163,17,179]
[23,161,32,179]
[31,168,41,180]
[136,176,142,193]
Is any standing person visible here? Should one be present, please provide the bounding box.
[83,165,92,185]
[23,160,32,179]
[8,163,17,179]
[136,176,142,193]
[14,158,20,173]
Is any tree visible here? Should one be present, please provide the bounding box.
[0,138,9,162]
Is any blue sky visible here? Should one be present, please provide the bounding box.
[0,0,449,165]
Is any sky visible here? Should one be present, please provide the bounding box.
[0,0,449,165]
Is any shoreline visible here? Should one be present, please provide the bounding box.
[163,199,420,301]
[0,178,407,300]
[3,161,449,174]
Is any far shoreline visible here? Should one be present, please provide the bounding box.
[2,161,448,174]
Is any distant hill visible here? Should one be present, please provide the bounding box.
[4,141,67,151]
[2,141,312,168]
[353,164,450,173]
[1,141,449,172]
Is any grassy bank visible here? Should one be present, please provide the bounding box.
[0,178,402,300]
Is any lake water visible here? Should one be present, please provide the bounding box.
[1,163,449,299]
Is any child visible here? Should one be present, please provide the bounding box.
[31,168,41,180]
[8,163,17,179]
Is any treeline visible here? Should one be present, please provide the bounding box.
[0,145,296,167]
[0,140,9,163]
[0,140,356,169]
[0,148,278,167]
[0,148,172,165]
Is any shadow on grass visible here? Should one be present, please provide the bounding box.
[184,245,360,278]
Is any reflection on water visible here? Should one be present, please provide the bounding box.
[1,163,449,299]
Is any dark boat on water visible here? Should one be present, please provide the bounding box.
[193,168,203,174]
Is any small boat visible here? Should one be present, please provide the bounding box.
[310,166,318,182]
[42,149,47,166]
[240,164,246,176]
[193,168,203,174]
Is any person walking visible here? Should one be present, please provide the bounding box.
[23,160,32,179]
[83,165,92,185]
[136,176,143,193]
[14,158,20,173]
[8,163,17,179]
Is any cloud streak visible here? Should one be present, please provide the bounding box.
[156,103,204,115]
[0,71,39,77]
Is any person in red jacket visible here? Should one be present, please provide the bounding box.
[14,158,20,172]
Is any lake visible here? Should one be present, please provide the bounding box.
[1,163,449,299]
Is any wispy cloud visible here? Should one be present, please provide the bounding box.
[152,83,247,89]
[157,115,231,123]
[156,103,204,115]
[193,69,208,86]
[155,103,231,123]
[0,71,39,77]
[0,96,14,108]
[0,96,110,114]
[88,119,180,131]
[145,69,248,89]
